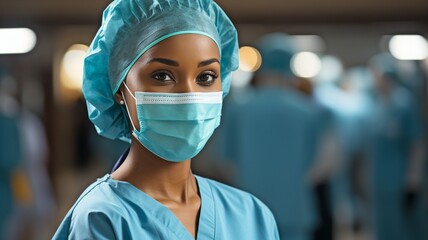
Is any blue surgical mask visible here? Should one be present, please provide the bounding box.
[122,83,222,162]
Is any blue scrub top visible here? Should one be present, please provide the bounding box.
[366,85,426,240]
[368,87,423,192]
[0,113,21,238]
[53,174,279,239]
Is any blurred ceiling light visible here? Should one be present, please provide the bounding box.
[388,35,428,60]
[60,44,89,92]
[291,51,321,78]
[0,28,37,54]
[239,46,262,72]
[293,35,325,53]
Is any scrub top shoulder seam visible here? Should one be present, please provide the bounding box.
[66,176,107,234]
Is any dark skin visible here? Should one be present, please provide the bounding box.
[111,34,222,238]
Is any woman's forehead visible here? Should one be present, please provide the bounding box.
[139,34,220,61]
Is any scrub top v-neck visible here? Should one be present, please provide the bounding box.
[105,174,215,239]
[53,174,279,239]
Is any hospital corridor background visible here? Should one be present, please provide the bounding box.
[0,0,428,239]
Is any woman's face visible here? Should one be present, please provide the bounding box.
[117,34,221,130]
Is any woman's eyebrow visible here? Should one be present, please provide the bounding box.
[147,58,179,66]
[198,58,220,67]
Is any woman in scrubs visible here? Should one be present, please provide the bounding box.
[53,0,279,239]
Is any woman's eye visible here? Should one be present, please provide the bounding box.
[197,71,218,85]
[152,72,173,81]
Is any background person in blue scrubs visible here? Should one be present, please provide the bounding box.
[53,0,279,239]
[0,69,22,240]
[367,53,427,240]
[221,33,320,240]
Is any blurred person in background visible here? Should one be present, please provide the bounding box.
[220,33,320,240]
[0,67,22,239]
[11,88,55,240]
[0,67,55,240]
[296,75,340,240]
[367,52,427,240]
[315,65,375,237]
[395,59,427,107]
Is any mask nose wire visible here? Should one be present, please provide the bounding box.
[121,82,137,132]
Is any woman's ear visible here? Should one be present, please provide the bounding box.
[115,91,125,105]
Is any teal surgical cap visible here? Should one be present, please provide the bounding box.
[83,0,239,142]
[256,33,297,79]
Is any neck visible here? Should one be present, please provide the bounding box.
[111,139,198,204]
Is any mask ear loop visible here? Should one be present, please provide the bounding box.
[121,82,137,132]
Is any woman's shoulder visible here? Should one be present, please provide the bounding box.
[53,175,124,239]
[72,175,123,214]
[63,174,129,231]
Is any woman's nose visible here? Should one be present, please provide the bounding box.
[174,77,197,93]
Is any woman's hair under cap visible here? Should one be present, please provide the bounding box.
[82,0,239,142]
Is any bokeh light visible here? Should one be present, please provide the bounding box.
[291,51,322,78]
[239,46,262,72]
[0,28,37,54]
[60,44,89,92]
[388,35,428,60]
